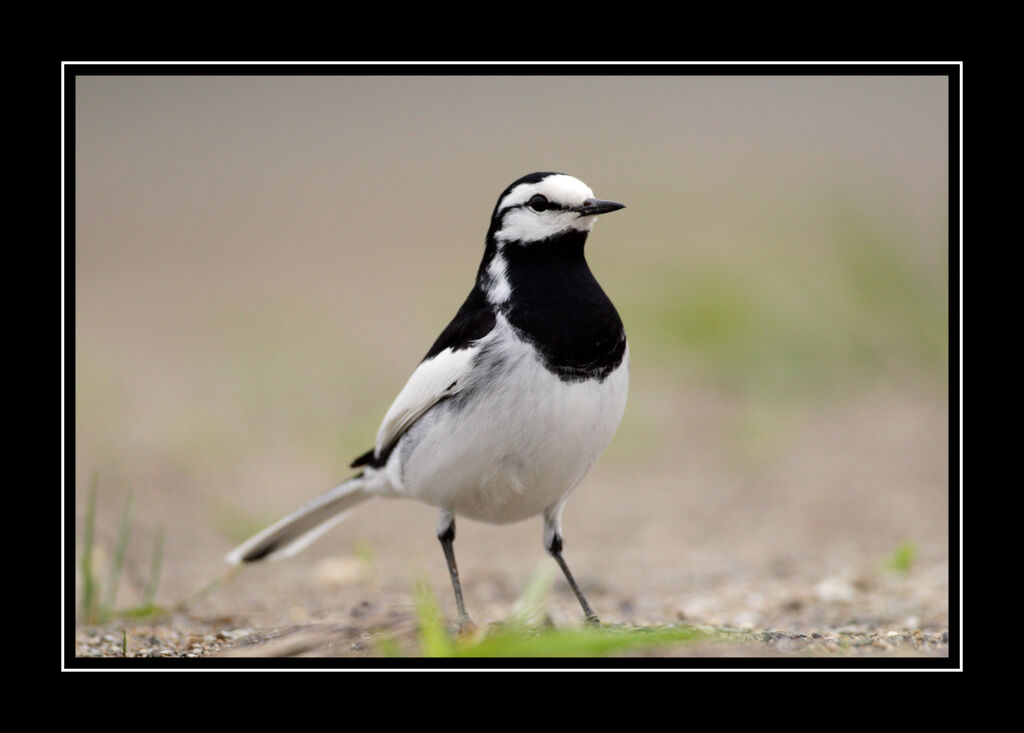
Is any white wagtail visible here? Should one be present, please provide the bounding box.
[226,172,628,626]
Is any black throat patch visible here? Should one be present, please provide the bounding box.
[497,229,626,383]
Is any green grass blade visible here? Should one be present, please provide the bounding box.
[373,633,404,658]
[406,571,712,658]
[79,474,99,623]
[885,541,917,574]
[506,563,555,629]
[413,579,454,657]
[103,491,134,611]
[453,624,707,658]
[176,566,242,613]
[143,525,164,607]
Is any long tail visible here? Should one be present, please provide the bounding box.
[225,476,374,564]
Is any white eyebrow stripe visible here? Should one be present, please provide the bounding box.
[497,174,594,213]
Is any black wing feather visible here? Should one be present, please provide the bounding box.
[422,285,496,360]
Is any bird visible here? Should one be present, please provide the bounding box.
[226,172,628,627]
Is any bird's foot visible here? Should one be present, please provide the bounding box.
[456,616,478,637]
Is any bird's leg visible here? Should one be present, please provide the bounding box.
[437,510,472,629]
[544,508,600,625]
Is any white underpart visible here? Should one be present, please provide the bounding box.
[379,314,629,525]
[495,174,600,244]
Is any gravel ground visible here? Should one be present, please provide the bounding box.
[75,621,949,660]
[73,565,952,662]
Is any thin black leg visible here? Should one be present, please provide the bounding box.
[437,514,471,628]
[546,533,600,625]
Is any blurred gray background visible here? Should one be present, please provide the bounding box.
[74,74,949,632]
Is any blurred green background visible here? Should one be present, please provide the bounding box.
[73,74,949,623]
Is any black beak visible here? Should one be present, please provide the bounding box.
[572,198,626,216]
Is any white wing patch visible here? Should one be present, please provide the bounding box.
[374,340,488,457]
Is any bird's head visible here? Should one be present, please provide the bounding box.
[487,172,625,246]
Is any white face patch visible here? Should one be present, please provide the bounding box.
[494,174,599,244]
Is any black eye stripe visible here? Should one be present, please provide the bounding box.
[525,194,568,213]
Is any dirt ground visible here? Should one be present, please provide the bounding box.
[71,386,952,664]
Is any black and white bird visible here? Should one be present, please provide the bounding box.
[226,172,628,626]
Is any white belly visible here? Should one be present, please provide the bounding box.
[382,319,628,524]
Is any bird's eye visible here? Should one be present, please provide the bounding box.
[528,194,549,212]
